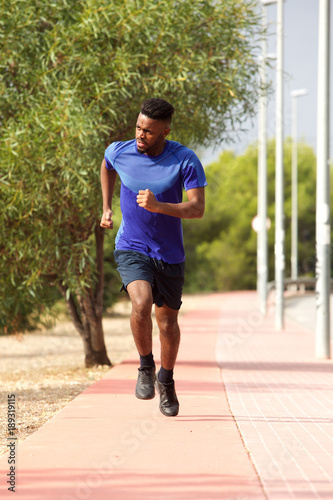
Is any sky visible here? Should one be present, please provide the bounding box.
[201,0,333,165]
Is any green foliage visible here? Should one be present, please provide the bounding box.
[183,140,317,292]
[0,0,261,145]
[0,0,261,333]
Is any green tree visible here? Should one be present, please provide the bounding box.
[183,139,317,292]
[0,0,261,366]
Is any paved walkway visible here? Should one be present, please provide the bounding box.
[285,293,333,333]
[0,291,332,500]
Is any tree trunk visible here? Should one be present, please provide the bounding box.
[80,291,112,367]
[58,223,112,367]
[60,286,112,367]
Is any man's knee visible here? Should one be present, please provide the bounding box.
[131,296,152,319]
[127,280,153,317]
[129,291,153,318]
[156,308,179,336]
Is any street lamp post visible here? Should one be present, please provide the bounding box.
[275,0,285,330]
[315,0,331,359]
[291,89,308,283]
[258,0,278,316]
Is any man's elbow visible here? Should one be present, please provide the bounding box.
[196,208,205,219]
[193,202,205,219]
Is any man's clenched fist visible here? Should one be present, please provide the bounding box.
[100,209,113,229]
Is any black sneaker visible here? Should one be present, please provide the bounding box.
[155,372,179,417]
[135,367,156,400]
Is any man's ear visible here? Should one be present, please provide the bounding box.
[163,127,171,138]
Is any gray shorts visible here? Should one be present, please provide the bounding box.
[114,250,185,310]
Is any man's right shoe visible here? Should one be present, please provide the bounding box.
[135,366,156,400]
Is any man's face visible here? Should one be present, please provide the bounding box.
[135,113,170,156]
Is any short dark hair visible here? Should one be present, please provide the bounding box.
[140,98,174,123]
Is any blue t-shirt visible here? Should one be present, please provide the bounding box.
[104,139,207,263]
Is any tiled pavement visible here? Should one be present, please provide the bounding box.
[216,291,333,499]
[0,291,332,499]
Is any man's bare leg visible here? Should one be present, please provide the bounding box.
[127,280,154,356]
[155,303,180,370]
[154,303,180,416]
[127,280,156,400]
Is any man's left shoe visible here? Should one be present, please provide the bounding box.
[155,372,179,417]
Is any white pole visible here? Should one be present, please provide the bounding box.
[315,0,331,359]
[275,0,284,330]
[291,94,298,282]
[291,89,308,283]
[257,4,269,315]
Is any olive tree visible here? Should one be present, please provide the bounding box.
[0,0,261,366]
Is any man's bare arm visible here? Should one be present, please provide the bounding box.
[136,187,205,219]
[100,158,118,229]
